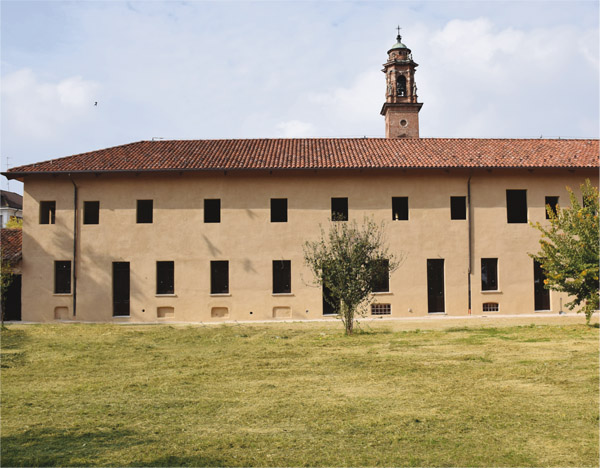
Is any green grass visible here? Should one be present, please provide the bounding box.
[1,321,598,467]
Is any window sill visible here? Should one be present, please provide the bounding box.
[53,293,72,297]
[272,293,294,297]
[210,293,231,297]
[481,290,502,294]
[113,315,130,319]
[372,291,392,296]
[156,294,177,297]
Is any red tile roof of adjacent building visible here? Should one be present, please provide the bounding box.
[1,229,22,264]
[4,138,599,177]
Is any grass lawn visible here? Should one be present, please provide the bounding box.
[1,318,598,467]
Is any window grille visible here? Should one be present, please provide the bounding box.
[371,303,391,315]
[483,302,499,312]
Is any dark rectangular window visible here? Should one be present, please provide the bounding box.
[533,260,550,311]
[481,258,498,291]
[331,197,348,221]
[113,262,130,316]
[83,201,100,224]
[204,199,221,223]
[272,260,291,294]
[54,261,71,294]
[370,259,390,293]
[392,197,409,221]
[156,261,174,295]
[427,259,445,313]
[271,198,288,223]
[545,196,559,219]
[451,196,467,220]
[506,190,527,223]
[40,201,56,224]
[137,200,153,223]
[211,261,229,294]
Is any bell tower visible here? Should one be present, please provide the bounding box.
[380,28,423,138]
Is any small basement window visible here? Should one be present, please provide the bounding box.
[331,197,348,221]
[450,196,466,220]
[271,198,288,223]
[54,260,71,294]
[506,190,527,223]
[156,261,174,295]
[210,260,229,294]
[137,200,153,223]
[545,196,559,219]
[83,201,100,224]
[371,304,391,315]
[204,199,221,223]
[483,302,499,312]
[392,197,409,221]
[40,201,56,224]
[272,260,291,294]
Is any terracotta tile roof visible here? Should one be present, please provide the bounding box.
[1,229,22,264]
[4,138,599,177]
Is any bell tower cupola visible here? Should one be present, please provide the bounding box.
[380,28,423,138]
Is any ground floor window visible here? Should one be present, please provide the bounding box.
[211,261,229,294]
[54,261,71,294]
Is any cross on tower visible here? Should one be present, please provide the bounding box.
[396,25,402,40]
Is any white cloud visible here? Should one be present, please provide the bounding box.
[309,70,381,123]
[1,68,100,138]
[276,120,316,138]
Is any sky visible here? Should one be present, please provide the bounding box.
[1,0,599,193]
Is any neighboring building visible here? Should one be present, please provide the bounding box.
[2,33,599,323]
[0,190,23,228]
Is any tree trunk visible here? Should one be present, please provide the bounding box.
[343,302,354,335]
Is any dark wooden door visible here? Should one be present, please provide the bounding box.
[427,259,445,313]
[322,283,336,315]
[113,262,130,316]
[533,260,550,310]
[3,274,21,321]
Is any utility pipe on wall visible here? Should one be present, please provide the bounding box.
[467,174,472,315]
[70,178,78,317]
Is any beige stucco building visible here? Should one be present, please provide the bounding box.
[3,34,599,323]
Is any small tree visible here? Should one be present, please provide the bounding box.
[530,179,599,324]
[303,218,401,335]
[5,216,22,229]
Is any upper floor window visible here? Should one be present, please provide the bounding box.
[83,201,100,225]
[450,196,466,220]
[54,260,71,294]
[481,258,498,291]
[392,197,409,221]
[545,196,559,219]
[271,198,288,223]
[40,201,56,224]
[331,197,348,221]
[204,199,221,223]
[156,261,174,295]
[137,200,153,224]
[506,190,527,223]
[273,260,291,294]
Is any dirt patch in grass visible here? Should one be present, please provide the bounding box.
[1,319,598,467]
